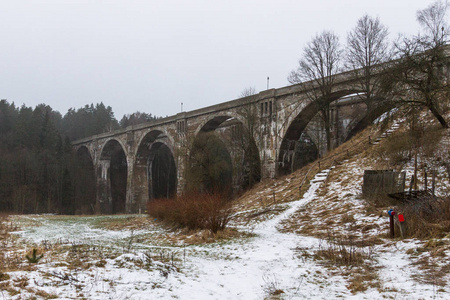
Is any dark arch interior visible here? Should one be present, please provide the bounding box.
[278,90,358,175]
[201,116,232,132]
[194,115,262,194]
[243,136,261,189]
[188,131,233,195]
[149,142,177,199]
[345,97,392,141]
[74,147,96,214]
[135,130,177,201]
[278,132,319,176]
[101,140,127,214]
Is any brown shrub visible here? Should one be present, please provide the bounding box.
[147,192,232,233]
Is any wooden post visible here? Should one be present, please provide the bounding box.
[414,150,418,191]
[409,175,414,194]
[390,213,395,238]
[432,169,436,197]
[424,171,428,191]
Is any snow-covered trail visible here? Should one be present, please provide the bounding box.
[168,169,352,299]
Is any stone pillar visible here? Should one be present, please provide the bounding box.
[97,159,112,214]
[258,92,278,179]
[175,115,188,196]
[261,148,277,179]
[125,155,138,213]
[176,152,187,196]
[132,156,149,212]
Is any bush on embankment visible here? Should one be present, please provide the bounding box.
[147,192,232,233]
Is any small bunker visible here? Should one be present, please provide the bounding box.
[362,170,406,197]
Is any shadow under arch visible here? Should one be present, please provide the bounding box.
[190,115,261,195]
[148,142,177,199]
[278,89,358,175]
[188,131,233,195]
[73,146,96,214]
[134,130,177,206]
[99,139,127,214]
[344,97,395,141]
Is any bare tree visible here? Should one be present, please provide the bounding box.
[288,31,342,151]
[346,14,390,112]
[237,87,261,188]
[417,0,449,45]
[239,87,258,141]
[383,0,449,128]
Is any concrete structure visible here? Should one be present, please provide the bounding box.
[73,69,383,213]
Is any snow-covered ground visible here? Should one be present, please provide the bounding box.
[3,165,449,300]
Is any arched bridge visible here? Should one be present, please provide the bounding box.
[73,69,385,214]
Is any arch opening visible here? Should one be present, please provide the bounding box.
[190,115,261,195]
[148,142,177,199]
[187,131,233,195]
[278,91,364,175]
[134,130,177,207]
[279,132,319,176]
[100,140,127,214]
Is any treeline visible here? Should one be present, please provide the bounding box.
[0,100,157,213]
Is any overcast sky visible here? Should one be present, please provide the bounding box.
[0,0,440,119]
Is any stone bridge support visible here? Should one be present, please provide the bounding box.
[96,159,112,214]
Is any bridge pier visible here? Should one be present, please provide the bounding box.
[128,153,150,214]
[96,159,112,214]
[125,155,137,213]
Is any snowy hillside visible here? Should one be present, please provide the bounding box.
[1,116,450,299]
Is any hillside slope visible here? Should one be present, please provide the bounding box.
[1,110,450,299]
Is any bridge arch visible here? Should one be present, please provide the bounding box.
[193,112,249,137]
[98,138,128,214]
[277,89,359,175]
[190,113,261,194]
[344,97,394,141]
[134,127,176,155]
[133,129,177,207]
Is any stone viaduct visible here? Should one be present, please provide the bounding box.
[73,69,384,214]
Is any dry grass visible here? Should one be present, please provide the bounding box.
[313,231,381,294]
[346,268,380,294]
[406,238,450,287]
[148,192,232,233]
[279,154,386,241]
[0,213,23,273]
[396,195,450,239]
[165,227,256,245]
[93,215,154,231]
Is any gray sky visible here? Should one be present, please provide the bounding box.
[0,0,439,119]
